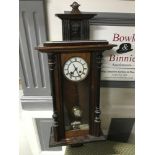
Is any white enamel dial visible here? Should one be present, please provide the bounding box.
[63,57,88,82]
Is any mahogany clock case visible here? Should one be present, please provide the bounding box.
[36,41,116,147]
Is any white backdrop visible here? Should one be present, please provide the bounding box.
[90,26,135,81]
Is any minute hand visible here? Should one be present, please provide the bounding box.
[73,64,80,76]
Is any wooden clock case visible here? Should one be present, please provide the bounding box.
[36,41,116,146]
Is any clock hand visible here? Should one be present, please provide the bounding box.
[73,64,82,77]
[72,64,83,77]
[72,64,79,75]
[69,64,76,76]
[73,64,77,70]
[75,69,81,77]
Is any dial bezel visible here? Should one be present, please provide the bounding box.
[63,57,89,82]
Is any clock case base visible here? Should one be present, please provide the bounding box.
[49,131,106,147]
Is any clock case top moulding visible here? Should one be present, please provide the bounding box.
[36,41,116,147]
[36,40,115,53]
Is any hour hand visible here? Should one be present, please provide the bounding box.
[73,64,80,74]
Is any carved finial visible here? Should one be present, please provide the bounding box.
[70,2,81,14]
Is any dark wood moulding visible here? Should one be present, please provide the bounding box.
[49,133,106,147]
[35,40,117,53]
[55,14,97,20]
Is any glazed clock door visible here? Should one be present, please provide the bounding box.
[61,53,90,138]
[63,57,89,82]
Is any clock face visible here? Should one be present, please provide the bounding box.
[63,57,88,82]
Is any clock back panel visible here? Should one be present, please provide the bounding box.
[61,53,90,138]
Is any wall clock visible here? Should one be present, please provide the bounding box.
[36,40,116,146]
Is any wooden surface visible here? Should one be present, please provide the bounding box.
[36,40,116,53]
[44,40,108,46]
[48,54,65,141]
[65,130,89,138]
[36,41,116,145]
[49,134,106,147]
[56,14,96,20]
[57,12,96,40]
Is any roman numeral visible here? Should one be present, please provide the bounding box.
[70,60,74,63]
